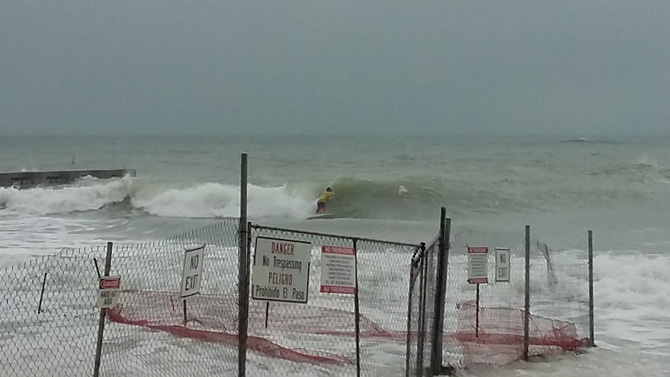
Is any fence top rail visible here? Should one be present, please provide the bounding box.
[249,223,423,249]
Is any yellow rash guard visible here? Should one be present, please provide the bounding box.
[318,191,336,202]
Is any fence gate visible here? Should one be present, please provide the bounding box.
[243,223,424,377]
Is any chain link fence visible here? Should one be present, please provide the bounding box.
[0,245,107,376]
[529,236,591,352]
[443,227,591,369]
[0,219,239,377]
[405,245,423,377]
[246,224,422,377]
[405,237,438,377]
[1,217,592,377]
[100,220,239,377]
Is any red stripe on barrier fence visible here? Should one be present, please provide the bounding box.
[106,305,350,365]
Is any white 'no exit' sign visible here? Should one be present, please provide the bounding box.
[180,245,205,298]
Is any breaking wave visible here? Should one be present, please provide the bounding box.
[0,176,450,220]
[1,158,669,221]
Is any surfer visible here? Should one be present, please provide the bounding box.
[316,187,338,214]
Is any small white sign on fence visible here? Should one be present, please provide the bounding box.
[495,248,511,283]
[180,245,205,298]
[467,246,489,284]
[252,237,312,303]
[320,246,357,295]
[97,276,121,309]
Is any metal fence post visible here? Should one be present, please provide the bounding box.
[238,153,249,377]
[406,247,420,377]
[588,230,595,347]
[93,242,113,377]
[416,242,427,376]
[523,225,531,361]
[37,272,48,314]
[353,239,362,377]
[430,208,450,375]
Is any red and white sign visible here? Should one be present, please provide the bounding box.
[251,237,312,303]
[320,246,357,295]
[467,246,489,284]
[97,276,121,309]
[100,278,120,289]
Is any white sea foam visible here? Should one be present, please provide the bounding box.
[0,177,133,215]
[0,178,316,220]
[132,182,314,220]
[593,253,670,348]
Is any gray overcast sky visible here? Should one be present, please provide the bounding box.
[1,1,669,136]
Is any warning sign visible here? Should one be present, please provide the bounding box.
[97,276,120,309]
[180,245,205,298]
[495,248,510,283]
[252,237,311,303]
[320,246,356,295]
[467,246,489,284]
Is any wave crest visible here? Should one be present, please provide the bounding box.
[0,177,134,215]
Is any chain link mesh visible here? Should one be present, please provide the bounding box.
[0,246,107,376]
[100,220,239,377]
[0,219,239,377]
[529,238,590,355]
[405,246,423,377]
[405,236,439,377]
[247,224,421,377]
[1,219,591,377]
[444,229,590,368]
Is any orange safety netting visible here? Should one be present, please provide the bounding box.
[448,300,587,367]
[105,291,403,365]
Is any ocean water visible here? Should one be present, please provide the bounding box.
[1,134,669,376]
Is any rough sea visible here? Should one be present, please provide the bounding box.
[1,134,669,376]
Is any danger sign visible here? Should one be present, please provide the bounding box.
[252,237,311,303]
[97,276,120,309]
